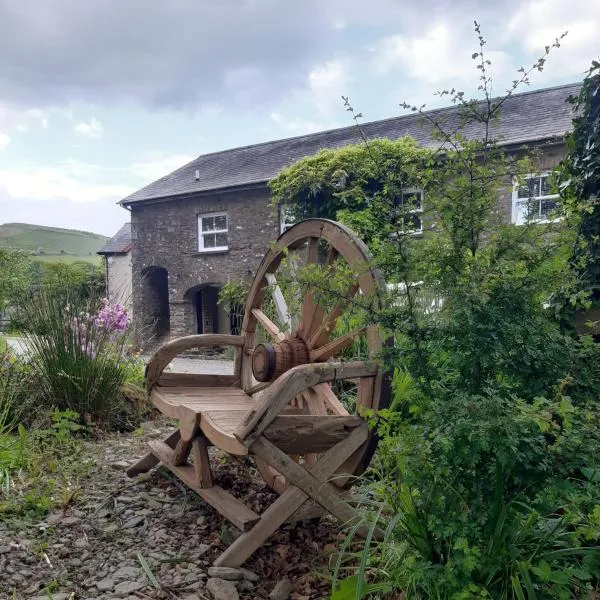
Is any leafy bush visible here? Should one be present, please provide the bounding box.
[22,294,139,429]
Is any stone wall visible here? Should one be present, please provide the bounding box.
[131,186,278,344]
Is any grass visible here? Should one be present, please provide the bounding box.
[0,222,108,258]
[32,254,103,265]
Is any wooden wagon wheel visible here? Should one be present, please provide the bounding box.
[238,219,390,494]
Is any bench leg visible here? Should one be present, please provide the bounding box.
[126,429,180,477]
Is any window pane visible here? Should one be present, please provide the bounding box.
[203,233,216,248]
[202,217,215,232]
[540,176,551,197]
[405,213,422,231]
[215,232,228,247]
[540,199,559,218]
[214,215,227,230]
[518,177,539,199]
[402,191,422,210]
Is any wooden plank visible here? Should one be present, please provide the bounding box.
[266,273,291,332]
[214,423,369,567]
[310,327,366,362]
[192,435,213,488]
[252,308,286,341]
[158,373,239,388]
[148,441,259,531]
[234,361,378,446]
[263,415,363,454]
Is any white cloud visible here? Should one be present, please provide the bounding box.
[372,23,511,88]
[506,0,599,83]
[269,112,335,135]
[0,132,9,150]
[129,153,196,182]
[74,117,103,138]
[0,104,49,133]
[306,59,353,116]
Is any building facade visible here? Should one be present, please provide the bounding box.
[97,223,133,313]
[118,83,580,347]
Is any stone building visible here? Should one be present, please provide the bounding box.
[97,223,133,313]
[119,82,580,346]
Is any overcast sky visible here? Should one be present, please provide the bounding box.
[0,0,598,237]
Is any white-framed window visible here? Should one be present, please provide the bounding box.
[279,205,296,234]
[392,188,424,234]
[198,212,228,252]
[512,173,560,225]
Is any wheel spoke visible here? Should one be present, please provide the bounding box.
[306,236,319,264]
[265,273,291,332]
[312,383,349,415]
[307,283,360,349]
[310,327,366,362]
[251,308,286,341]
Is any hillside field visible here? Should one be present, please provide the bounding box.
[0,222,108,264]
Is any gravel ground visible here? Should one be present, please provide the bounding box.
[0,419,337,600]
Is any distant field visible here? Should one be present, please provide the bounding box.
[32,254,104,265]
[0,222,108,264]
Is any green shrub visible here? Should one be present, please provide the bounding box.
[22,293,138,429]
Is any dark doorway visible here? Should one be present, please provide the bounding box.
[140,266,170,339]
[185,284,226,335]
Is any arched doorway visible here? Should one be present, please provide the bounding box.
[140,266,170,340]
[184,284,236,335]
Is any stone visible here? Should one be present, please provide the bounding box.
[124,515,146,528]
[110,460,131,470]
[238,580,256,592]
[60,516,81,526]
[206,578,240,600]
[197,543,211,556]
[269,578,293,600]
[30,595,70,600]
[113,565,141,580]
[239,567,259,582]
[95,577,116,592]
[114,580,144,596]
[207,566,243,581]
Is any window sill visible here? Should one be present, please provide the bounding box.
[194,248,230,256]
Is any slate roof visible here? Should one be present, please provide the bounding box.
[97,223,132,255]
[121,82,581,206]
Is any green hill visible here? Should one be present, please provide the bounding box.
[0,223,108,264]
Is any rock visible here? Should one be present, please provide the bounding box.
[269,578,293,600]
[239,567,259,582]
[30,595,70,600]
[207,566,243,581]
[113,565,140,580]
[124,515,146,528]
[0,545,11,554]
[95,577,116,592]
[197,543,211,556]
[110,460,130,470]
[196,515,207,526]
[207,578,240,600]
[183,595,203,600]
[60,516,81,526]
[114,580,144,596]
[238,580,255,592]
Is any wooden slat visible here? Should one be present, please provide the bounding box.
[310,327,366,362]
[158,373,238,388]
[252,308,286,341]
[263,415,364,454]
[172,438,192,466]
[148,441,259,531]
[214,423,369,567]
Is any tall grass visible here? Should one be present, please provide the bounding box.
[22,292,134,428]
